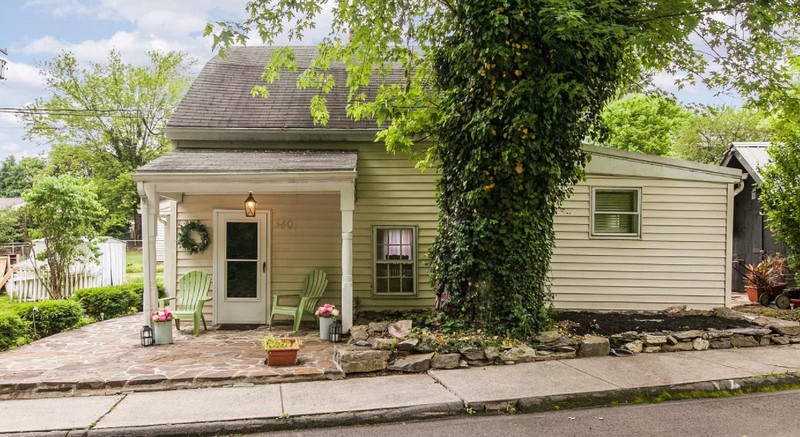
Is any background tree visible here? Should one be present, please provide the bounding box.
[23,175,105,299]
[601,93,690,156]
[0,208,28,246]
[20,50,194,238]
[0,156,46,197]
[210,1,800,337]
[672,106,770,164]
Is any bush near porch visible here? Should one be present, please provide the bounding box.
[0,280,166,351]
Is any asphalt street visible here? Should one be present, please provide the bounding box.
[246,390,800,437]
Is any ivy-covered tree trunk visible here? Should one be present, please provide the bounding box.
[430,0,634,338]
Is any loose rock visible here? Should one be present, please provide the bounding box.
[644,334,668,345]
[499,346,537,363]
[710,339,732,349]
[368,321,389,334]
[664,305,687,314]
[388,320,413,339]
[535,350,576,361]
[672,330,703,340]
[459,347,486,361]
[388,353,433,373]
[731,336,760,348]
[484,346,500,360]
[396,338,419,352]
[349,325,370,342]
[769,323,800,336]
[692,338,709,351]
[534,331,562,344]
[431,353,461,369]
[336,347,391,374]
[662,342,694,352]
[371,338,396,350]
[728,328,772,336]
[579,336,610,357]
[771,336,790,345]
[622,340,643,354]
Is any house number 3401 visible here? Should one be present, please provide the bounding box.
[274,219,296,229]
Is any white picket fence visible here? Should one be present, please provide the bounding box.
[8,237,127,302]
[8,263,102,301]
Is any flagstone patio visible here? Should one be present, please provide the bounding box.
[0,314,343,400]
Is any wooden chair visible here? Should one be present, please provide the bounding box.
[270,269,328,332]
[159,270,212,336]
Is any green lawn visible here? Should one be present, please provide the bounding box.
[126,250,163,283]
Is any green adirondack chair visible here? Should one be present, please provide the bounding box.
[270,269,328,332]
[158,270,213,336]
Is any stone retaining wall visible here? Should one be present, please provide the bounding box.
[336,308,800,375]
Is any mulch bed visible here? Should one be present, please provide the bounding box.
[554,311,758,337]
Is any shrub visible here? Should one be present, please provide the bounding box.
[73,285,140,320]
[14,299,84,338]
[0,312,31,351]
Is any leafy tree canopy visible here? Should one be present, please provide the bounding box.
[20,50,195,238]
[0,156,46,198]
[209,0,800,337]
[601,93,690,156]
[672,105,770,164]
[23,175,105,299]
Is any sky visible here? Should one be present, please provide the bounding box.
[0,0,738,162]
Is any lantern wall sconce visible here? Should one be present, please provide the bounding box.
[141,325,154,347]
[244,192,257,217]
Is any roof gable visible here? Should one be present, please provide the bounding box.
[721,142,770,183]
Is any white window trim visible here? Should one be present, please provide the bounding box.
[590,187,642,238]
[372,225,418,296]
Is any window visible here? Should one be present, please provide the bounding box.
[592,188,641,237]
[374,226,416,295]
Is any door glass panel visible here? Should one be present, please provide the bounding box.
[225,221,259,299]
[227,222,258,259]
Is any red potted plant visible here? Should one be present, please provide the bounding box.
[740,256,788,305]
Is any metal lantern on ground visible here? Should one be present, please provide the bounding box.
[140,325,154,347]
[244,192,257,217]
[329,320,343,342]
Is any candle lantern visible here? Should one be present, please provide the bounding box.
[328,320,343,342]
[141,325,154,347]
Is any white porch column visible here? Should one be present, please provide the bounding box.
[141,183,159,326]
[340,181,355,332]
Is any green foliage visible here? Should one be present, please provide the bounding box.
[73,284,141,320]
[23,175,105,299]
[22,50,194,238]
[14,299,84,338]
[212,0,800,337]
[0,312,31,351]
[261,336,300,349]
[0,207,28,246]
[601,94,690,156]
[761,136,800,272]
[672,106,770,164]
[0,156,46,197]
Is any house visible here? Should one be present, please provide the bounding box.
[721,142,786,291]
[134,46,744,331]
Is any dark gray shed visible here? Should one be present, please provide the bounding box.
[721,142,786,291]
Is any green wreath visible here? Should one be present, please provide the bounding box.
[177,220,210,255]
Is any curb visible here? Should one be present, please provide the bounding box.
[3,372,799,437]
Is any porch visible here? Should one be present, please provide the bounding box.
[133,149,357,331]
[0,314,342,400]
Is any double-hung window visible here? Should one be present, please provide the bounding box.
[591,188,641,237]
[374,226,416,295]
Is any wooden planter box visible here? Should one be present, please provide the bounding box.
[265,338,299,366]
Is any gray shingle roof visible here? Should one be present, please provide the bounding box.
[168,46,400,130]
[137,149,357,173]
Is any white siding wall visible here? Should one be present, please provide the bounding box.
[552,176,729,310]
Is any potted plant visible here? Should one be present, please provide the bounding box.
[314,303,340,340]
[739,255,788,304]
[151,308,174,345]
[262,335,300,366]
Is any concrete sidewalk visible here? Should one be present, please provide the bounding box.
[3,345,800,436]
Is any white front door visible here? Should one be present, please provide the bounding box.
[214,210,270,324]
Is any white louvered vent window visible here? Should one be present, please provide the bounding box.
[591,188,641,237]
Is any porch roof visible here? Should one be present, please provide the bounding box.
[137,149,358,174]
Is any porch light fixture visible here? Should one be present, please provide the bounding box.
[244,192,257,217]
[140,325,154,347]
